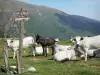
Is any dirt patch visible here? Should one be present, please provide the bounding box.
[0,48,3,51]
[29,57,43,61]
[89,65,100,68]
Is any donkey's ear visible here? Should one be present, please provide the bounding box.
[35,34,37,37]
[37,34,39,36]
[35,34,38,37]
[80,37,84,40]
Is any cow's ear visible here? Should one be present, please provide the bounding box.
[70,36,74,41]
[70,36,74,39]
[87,36,91,37]
[11,40,13,43]
[80,37,84,40]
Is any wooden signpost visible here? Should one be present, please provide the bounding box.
[15,8,29,74]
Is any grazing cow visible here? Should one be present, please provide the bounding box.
[53,49,76,62]
[71,35,100,61]
[35,34,56,56]
[33,46,49,55]
[6,36,35,59]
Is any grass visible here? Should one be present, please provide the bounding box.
[0,40,100,75]
[20,57,100,75]
[57,40,73,45]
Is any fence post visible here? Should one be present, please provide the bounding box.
[3,30,9,74]
[17,21,24,74]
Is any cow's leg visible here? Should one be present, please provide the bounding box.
[51,46,55,55]
[84,48,88,61]
[78,46,85,57]
[32,45,36,57]
[44,47,47,57]
[46,47,48,56]
[13,51,16,59]
[80,46,88,61]
[74,44,84,57]
[76,47,85,57]
[29,46,31,55]
[42,46,45,56]
[32,48,36,57]
[29,45,35,56]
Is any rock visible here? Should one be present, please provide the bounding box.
[10,66,16,69]
[25,67,36,72]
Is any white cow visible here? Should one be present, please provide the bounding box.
[34,46,49,55]
[76,47,100,57]
[53,49,76,62]
[84,49,100,57]
[53,44,72,54]
[6,36,35,59]
[93,49,100,57]
[71,35,100,61]
[53,44,76,62]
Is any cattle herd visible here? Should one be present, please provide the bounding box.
[6,34,100,62]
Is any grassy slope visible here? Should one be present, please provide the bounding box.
[26,7,94,39]
[0,40,100,75]
[25,6,74,39]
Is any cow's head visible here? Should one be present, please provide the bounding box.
[70,36,84,48]
[6,39,13,47]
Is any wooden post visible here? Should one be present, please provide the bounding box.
[17,21,24,74]
[3,29,9,74]
[15,8,29,74]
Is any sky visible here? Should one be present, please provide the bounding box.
[17,0,100,21]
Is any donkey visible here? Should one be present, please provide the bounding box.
[35,34,56,56]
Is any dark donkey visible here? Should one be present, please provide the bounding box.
[35,34,55,56]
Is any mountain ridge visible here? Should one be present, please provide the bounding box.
[0,0,100,39]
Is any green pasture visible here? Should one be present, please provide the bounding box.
[0,40,100,75]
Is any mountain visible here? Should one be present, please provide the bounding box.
[0,0,100,39]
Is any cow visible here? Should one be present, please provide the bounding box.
[6,36,35,59]
[52,44,76,62]
[71,35,100,61]
[53,44,72,54]
[33,46,49,55]
[53,49,76,62]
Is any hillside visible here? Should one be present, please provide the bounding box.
[0,0,100,39]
